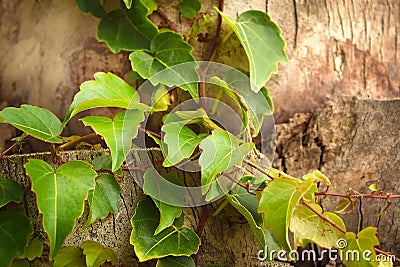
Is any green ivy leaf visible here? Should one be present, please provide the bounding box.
[0,177,23,208]
[340,227,379,267]
[290,204,345,248]
[129,31,199,99]
[65,72,149,124]
[217,9,288,91]
[258,178,316,252]
[74,0,107,18]
[130,198,200,261]
[162,123,208,167]
[81,110,145,172]
[209,76,249,133]
[222,70,274,136]
[199,130,254,194]
[163,108,221,130]
[123,0,133,9]
[157,256,195,267]
[151,84,171,113]
[86,173,121,226]
[143,169,183,234]
[141,0,158,15]
[97,0,158,53]
[0,105,63,143]
[25,159,96,259]
[81,240,118,267]
[179,0,201,19]
[302,170,333,187]
[53,247,86,267]
[24,238,43,261]
[225,191,265,247]
[0,211,32,267]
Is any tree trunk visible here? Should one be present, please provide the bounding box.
[1,97,398,266]
[274,96,400,260]
[1,0,399,146]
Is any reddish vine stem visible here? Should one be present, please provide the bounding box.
[0,142,18,157]
[315,191,400,199]
[138,127,161,139]
[242,159,275,180]
[303,200,400,262]
[374,248,400,263]
[301,199,346,234]
[194,205,213,266]
[155,8,178,32]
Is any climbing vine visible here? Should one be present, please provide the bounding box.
[0,0,398,266]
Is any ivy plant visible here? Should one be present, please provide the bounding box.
[0,0,398,266]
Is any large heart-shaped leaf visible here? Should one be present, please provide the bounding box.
[199,130,254,194]
[143,169,183,234]
[81,240,118,267]
[0,177,23,208]
[157,256,195,267]
[97,0,158,53]
[290,204,345,248]
[341,227,379,267]
[258,178,316,252]
[130,198,200,262]
[86,173,121,226]
[162,123,208,167]
[217,9,287,92]
[0,105,63,143]
[80,110,144,171]
[65,72,149,124]
[25,159,96,259]
[0,211,32,267]
[130,31,199,99]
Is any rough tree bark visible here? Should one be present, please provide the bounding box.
[274,96,400,260]
[1,97,398,266]
[1,0,399,146]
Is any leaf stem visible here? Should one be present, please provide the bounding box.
[301,199,346,234]
[374,247,400,263]
[315,191,400,199]
[56,133,98,151]
[242,159,275,180]
[139,127,161,139]
[0,142,18,157]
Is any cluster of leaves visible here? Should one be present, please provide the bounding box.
[0,0,396,266]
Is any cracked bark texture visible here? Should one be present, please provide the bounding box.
[1,97,398,266]
[274,96,400,259]
[1,0,399,147]
[0,149,273,267]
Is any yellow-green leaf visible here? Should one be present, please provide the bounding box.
[216,9,287,92]
[258,178,316,252]
[80,110,145,172]
[81,240,118,267]
[25,159,96,259]
[0,105,63,143]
